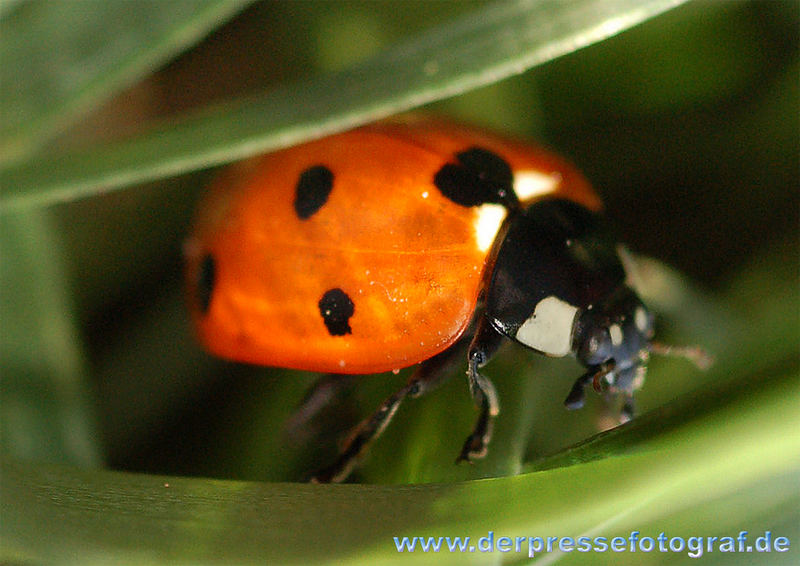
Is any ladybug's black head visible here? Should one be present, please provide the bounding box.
[485,198,710,420]
[571,287,655,395]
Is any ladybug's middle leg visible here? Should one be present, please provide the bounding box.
[310,333,470,483]
[458,315,505,463]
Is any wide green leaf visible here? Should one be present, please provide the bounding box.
[0,0,686,210]
[2,362,796,565]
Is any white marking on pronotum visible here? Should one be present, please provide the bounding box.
[473,203,507,252]
[513,170,561,201]
[515,296,579,357]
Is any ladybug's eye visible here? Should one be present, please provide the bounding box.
[578,326,613,366]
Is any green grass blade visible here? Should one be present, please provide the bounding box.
[2,365,796,565]
[0,210,101,466]
[0,0,687,211]
[0,0,252,164]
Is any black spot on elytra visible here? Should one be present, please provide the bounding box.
[294,165,334,219]
[197,254,216,314]
[433,147,518,209]
[318,288,355,336]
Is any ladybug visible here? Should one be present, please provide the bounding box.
[185,117,708,482]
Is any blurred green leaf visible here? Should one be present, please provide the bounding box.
[2,361,796,565]
[0,210,100,466]
[0,0,687,211]
[0,0,252,164]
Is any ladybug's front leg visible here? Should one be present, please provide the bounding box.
[458,316,505,463]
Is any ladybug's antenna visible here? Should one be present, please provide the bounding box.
[649,342,714,370]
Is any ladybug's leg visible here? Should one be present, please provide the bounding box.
[563,361,614,411]
[566,363,637,425]
[620,393,635,424]
[563,371,593,410]
[458,316,505,463]
[311,336,470,483]
[284,373,358,440]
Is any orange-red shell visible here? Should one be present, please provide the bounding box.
[185,117,600,374]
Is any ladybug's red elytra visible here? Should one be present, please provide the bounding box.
[185,116,709,482]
